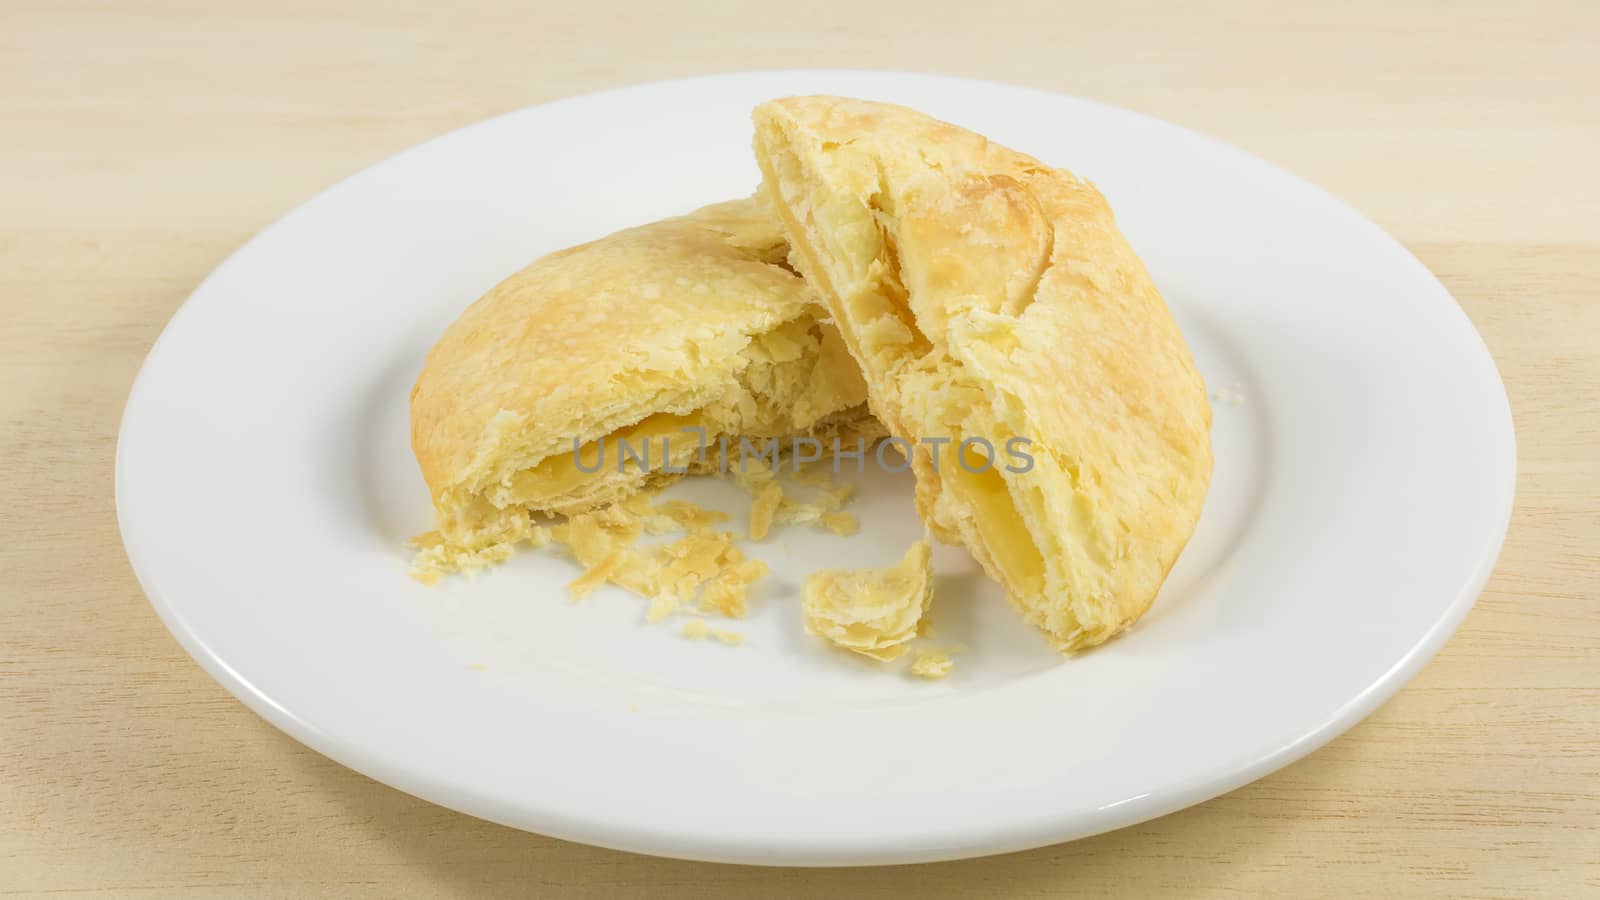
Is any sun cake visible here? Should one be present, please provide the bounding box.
[410,197,874,572]
[754,97,1213,650]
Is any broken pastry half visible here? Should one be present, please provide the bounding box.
[754,97,1213,650]
[410,197,875,572]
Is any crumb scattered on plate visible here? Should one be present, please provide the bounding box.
[909,649,954,679]
[1208,382,1247,407]
[680,619,743,646]
[802,538,933,661]
[544,500,763,623]
[748,482,784,540]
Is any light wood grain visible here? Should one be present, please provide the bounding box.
[2,1,1596,897]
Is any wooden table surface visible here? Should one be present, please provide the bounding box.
[3,1,1596,896]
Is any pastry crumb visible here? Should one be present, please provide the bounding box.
[820,511,859,536]
[698,558,767,618]
[658,529,741,600]
[776,481,855,528]
[408,521,548,580]
[648,499,730,534]
[730,452,778,493]
[909,649,954,679]
[546,499,763,622]
[748,482,784,540]
[680,620,742,646]
[646,593,682,623]
[569,552,625,599]
[802,538,933,661]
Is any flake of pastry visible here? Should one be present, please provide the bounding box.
[909,649,954,679]
[820,511,860,536]
[747,481,784,541]
[569,552,626,600]
[646,499,731,534]
[645,593,682,623]
[802,538,933,660]
[697,557,765,618]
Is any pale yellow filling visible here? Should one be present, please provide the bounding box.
[506,412,704,503]
[944,464,1046,598]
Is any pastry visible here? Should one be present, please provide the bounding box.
[802,538,933,660]
[908,648,954,679]
[753,97,1213,650]
[411,197,875,572]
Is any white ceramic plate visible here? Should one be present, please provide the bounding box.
[116,71,1514,865]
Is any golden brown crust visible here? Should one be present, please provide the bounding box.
[754,97,1213,650]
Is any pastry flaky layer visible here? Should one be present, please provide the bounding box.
[410,197,875,568]
[753,96,1214,650]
